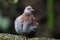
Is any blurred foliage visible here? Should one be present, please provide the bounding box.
[47,0,55,37]
[0,16,10,31]
[8,0,18,4]
[0,0,22,33]
[0,10,10,32]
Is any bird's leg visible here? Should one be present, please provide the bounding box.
[22,36,27,40]
[23,36,26,40]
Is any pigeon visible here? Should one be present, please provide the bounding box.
[14,6,39,38]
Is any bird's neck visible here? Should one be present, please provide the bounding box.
[24,10,32,14]
[23,13,31,16]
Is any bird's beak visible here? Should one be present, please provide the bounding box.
[31,9,34,11]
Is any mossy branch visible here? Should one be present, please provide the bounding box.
[0,33,55,40]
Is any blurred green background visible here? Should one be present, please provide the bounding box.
[0,0,60,39]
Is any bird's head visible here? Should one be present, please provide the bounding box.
[24,6,34,14]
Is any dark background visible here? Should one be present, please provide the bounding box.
[0,0,60,39]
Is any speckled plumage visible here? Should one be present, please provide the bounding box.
[14,6,39,37]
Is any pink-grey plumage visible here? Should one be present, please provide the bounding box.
[14,6,39,37]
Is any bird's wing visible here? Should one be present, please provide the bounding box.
[31,15,39,26]
[14,15,24,34]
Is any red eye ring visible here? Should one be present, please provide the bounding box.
[27,8,31,10]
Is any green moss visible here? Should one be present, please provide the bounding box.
[0,33,55,40]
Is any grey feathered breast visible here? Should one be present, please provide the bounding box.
[15,14,38,37]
